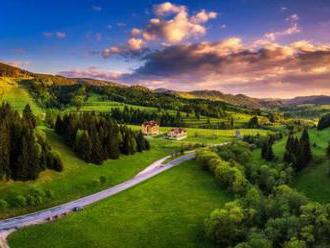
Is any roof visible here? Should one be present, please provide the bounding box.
[142,120,159,127]
[169,128,186,134]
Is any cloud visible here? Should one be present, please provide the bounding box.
[92,5,102,12]
[55,32,66,39]
[42,31,66,39]
[142,3,217,44]
[114,39,330,97]
[128,38,144,51]
[219,24,227,29]
[256,14,301,43]
[59,67,125,81]
[102,2,217,57]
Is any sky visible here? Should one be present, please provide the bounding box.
[1,0,330,98]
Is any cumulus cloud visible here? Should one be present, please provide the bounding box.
[142,3,217,44]
[102,2,217,57]
[128,38,144,51]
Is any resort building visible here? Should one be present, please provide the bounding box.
[167,128,187,140]
[141,120,160,135]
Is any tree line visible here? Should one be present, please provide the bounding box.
[54,112,150,164]
[0,103,62,181]
[110,106,184,127]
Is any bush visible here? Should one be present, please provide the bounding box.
[47,151,64,172]
[45,189,55,199]
[12,195,27,207]
[0,199,9,210]
[99,176,107,185]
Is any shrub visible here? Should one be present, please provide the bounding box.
[45,189,55,199]
[99,176,107,185]
[0,199,9,210]
[12,195,27,207]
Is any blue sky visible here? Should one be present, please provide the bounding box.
[1,0,330,97]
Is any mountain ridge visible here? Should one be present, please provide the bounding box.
[1,62,330,108]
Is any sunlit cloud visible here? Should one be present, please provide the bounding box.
[59,67,125,81]
[102,2,217,57]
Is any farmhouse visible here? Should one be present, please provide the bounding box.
[141,120,160,135]
[167,128,187,140]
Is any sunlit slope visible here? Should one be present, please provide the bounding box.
[0,77,42,114]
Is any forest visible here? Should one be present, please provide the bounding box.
[0,103,62,181]
[54,112,150,164]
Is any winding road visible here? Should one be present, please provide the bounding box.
[0,152,195,233]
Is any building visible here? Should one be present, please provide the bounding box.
[167,128,187,140]
[141,121,160,136]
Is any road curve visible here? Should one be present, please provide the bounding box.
[0,152,196,232]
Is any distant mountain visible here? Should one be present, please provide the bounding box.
[154,89,280,109]
[1,61,330,108]
[282,95,330,105]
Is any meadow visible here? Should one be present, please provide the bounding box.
[0,77,42,115]
[8,160,232,248]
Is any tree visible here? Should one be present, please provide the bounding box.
[296,129,313,170]
[261,138,275,161]
[135,131,146,152]
[317,114,330,130]
[248,116,259,128]
[326,141,330,160]
[0,123,10,179]
[205,202,247,247]
[23,104,37,129]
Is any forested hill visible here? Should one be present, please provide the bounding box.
[1,61,330,109]
[0,62,32,77]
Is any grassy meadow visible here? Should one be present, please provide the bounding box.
[9,160,232,248]
[0,77,42,115]
[0,127,171,219]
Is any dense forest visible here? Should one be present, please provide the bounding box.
[54,112,150,164]
[196,137,330,247]
[110,106,184,127]
[0,103,62,181]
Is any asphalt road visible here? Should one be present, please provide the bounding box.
[0,152,196,232]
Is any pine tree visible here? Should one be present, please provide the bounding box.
[23,104,37,129]
[135,131,146,152]
[300,128,313,164]
[0,123,10,179]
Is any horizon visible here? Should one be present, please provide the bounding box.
[1,0,330,98]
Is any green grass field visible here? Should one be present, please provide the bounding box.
[8,160,232,248]
[0,127,171,219]
[0,77,42,115]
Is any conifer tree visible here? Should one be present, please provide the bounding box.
[23,104,37,129]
